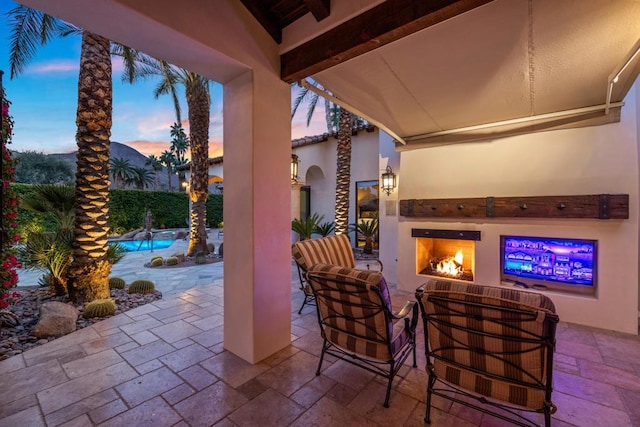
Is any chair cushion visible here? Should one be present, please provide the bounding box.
[420,279,557,409]
[322,234,356,268]
[292,238,332,271]
[307,264,407,361]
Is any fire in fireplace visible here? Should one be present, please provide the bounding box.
[413,229,479,282]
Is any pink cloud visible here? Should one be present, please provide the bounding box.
[123,140,170,157]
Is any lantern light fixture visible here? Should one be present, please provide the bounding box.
[381,165,397,196]
[291,154,299,183]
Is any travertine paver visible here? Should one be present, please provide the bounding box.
[3,251,640,426]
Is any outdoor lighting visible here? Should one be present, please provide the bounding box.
[381,165,397,196]
[291,154,299,183]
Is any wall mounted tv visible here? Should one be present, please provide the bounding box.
[500,235,597,295]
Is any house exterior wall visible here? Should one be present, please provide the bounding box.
[396,83,640,335]
[293,130,381,245]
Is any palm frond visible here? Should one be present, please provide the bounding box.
[8,5,60,78]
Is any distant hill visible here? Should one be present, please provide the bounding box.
[49,141,174,189]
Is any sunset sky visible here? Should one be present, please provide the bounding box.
[0,0,327,158]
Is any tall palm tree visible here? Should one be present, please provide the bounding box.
[109,157,133,188]
[145,154,163,189]
[8,5,113,303]
[159,150,175,191]
[292,81,355,235]
[114,48,211,256]
[170,122,189,187]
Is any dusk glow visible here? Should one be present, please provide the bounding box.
[0,0,326,158]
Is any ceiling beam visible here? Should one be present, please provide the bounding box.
[281,0,495,83]
[304,0,330,21]
[239,0,282,44]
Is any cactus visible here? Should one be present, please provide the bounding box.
[195,252,207,264]
[109,277,126,289]
[128,279,156,294]
[84,299,117,318]
[218,243,223,258]
[207,243,215,253]
[166,256,178,266]
[151,257,164,267]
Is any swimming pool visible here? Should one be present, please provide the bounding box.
[110,239,176,252]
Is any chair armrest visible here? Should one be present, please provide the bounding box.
[394,301,415,318]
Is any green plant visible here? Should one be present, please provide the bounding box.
[349,218,379,254]
[107,242,126,265]
[166,256,178,266]
[18,230,73,296]
[151,257,164,267]
[292,213,324,240]
[128,279,156,294]
[151,255,163,262]
[314,220,335,237]
[195,252,207,264]
[109,277,126,289]
[84,298,116,318]
[218,243,223,258]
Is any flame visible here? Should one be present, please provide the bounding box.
[436,249,464,277]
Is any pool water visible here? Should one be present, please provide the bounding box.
[110,239,176,252]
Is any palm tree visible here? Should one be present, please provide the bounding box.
[145,154,163,189]
[8,5,113,303]
[20,184,75,232]
[159,150,176,191]
[114,48,211,256]
[170,122,189,187]
[128,166,154,190]
[109,157,133,188]
[292,81,355,235]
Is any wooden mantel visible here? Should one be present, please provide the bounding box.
[399,194,629,220]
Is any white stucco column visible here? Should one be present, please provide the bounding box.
[223,70,292,363]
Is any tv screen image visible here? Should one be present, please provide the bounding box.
[500,235,597,295]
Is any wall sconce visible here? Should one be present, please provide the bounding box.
[291,153,299,183]
[381,165,397,196]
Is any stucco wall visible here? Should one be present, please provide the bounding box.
[294,130,381,244]
[397,86,640,334]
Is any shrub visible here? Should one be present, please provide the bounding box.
[151,257,164,267]
[84,299,116,318]
[109,277,126,289]
[128,279,155,294]
[166,256,178,266]
[195,252,207,264]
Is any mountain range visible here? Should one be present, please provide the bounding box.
[49,141,174,188]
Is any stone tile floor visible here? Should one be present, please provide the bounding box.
[3,235,640,426]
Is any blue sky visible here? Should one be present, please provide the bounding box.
[0,0,326,157]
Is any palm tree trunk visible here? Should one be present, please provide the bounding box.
[67,31,112,304]
[335,108,352,235]
[186,81,210,256]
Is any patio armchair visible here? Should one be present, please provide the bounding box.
[306,263,417,407]
[415,279,559,427]
[291,234,382,314]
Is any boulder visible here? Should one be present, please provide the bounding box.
[33,302,79,339]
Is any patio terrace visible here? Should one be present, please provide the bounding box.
[1,245,639,426]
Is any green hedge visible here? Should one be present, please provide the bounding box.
[12,183,223,236]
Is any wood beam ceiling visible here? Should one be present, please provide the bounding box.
[281,0,495,83]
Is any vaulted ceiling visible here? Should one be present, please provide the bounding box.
[243,0,640,148]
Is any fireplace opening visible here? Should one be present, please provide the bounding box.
[413,229,480,283]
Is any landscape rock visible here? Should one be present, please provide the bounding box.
[32,302,79,339]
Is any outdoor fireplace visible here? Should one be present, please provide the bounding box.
[413,229,481,282]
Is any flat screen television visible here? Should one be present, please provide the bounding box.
[500,235,597,295]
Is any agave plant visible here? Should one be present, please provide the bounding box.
[292,212,324,241]
[314,220,335,237]
[350,218,379,254]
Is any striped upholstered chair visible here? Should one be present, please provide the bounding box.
[306,263,418,407]
[416,279,559,427]
[291,234,357,314]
